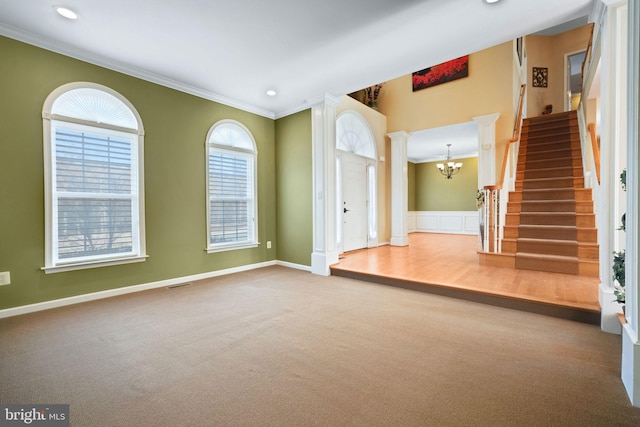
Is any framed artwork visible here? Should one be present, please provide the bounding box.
[412,55,469,91]
[532,67,548,87]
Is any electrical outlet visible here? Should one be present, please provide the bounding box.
[0,271,10,286]
[267,241,272,249]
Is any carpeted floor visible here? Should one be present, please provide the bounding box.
[1,266,639,426]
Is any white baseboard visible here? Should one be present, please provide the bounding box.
[0,260,287,319]
[276,260,312,272]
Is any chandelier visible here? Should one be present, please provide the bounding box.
[436,144,463,179]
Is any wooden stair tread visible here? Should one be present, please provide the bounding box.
[516,253,578,262]
[517,237,578,244]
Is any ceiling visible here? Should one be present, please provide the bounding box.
[408,121,478,163]
[0,0,593,120]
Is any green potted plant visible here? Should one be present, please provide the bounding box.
[476,189,485,249]
[613,170,626,306]
[613,250,625,305]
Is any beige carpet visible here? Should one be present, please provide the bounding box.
[1,266,639,426]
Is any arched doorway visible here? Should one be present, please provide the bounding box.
[336,111,378,253]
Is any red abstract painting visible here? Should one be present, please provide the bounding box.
[412,55,469,91]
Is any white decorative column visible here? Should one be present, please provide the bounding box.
[388,131,409,246]
[311,94,342,276]
[621,0,640,407]
[598,0,628,334]
[473,113,500,188]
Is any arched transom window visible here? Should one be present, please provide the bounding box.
[336,111,376,159]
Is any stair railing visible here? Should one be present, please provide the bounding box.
[482,83,526,253]
[588,123,601,184]
[576,103,601,228]
[577,104,601,188]
[574,22,600,229]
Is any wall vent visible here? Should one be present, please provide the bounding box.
[166,283,193,290]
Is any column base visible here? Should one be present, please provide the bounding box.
[390,236,409,246]
[599,283,623,334]
[621,326,640,407]
[311,251,339,276]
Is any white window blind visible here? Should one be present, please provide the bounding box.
[208,151,253,244]
[53,124,138,262]
[206,121,257,252]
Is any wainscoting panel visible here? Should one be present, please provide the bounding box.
[408,211,479,235]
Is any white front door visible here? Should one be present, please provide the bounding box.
[342,153,368,252]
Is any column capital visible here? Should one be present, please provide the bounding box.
[473,112,500,125]
[387,130,411,141]
[307,93,343,109]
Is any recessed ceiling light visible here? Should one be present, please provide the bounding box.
[266,89,277,97]
[484,0,501,3]
[54,6,78,20]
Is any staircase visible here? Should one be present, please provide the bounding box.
[502,111,599,276]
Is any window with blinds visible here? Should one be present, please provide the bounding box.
[43,83,145,272]
[206,121,257,252]
[54,124,137,261]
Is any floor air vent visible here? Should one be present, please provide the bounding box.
[166,283,193,290]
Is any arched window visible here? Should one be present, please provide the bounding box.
[206,120,258,252]
[42,83,146,272]
[336,111,376,159]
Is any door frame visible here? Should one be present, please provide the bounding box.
[336,150,378,254]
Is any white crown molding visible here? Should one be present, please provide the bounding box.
[274,93,344,119]
[0,24,277,120]
[274,101,315,119]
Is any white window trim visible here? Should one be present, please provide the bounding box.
[205,120,258,253]
[42,82,146,273]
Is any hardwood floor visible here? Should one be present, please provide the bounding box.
[331,233,601,324]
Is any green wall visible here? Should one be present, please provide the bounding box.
[0,36,277,309]
[414,157,478,211]
[275,111,313,266]
[408,162,416,211]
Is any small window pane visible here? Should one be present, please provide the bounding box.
[57,198,133,259]
[55,128,133,194]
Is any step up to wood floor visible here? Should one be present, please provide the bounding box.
[515,253,579,275]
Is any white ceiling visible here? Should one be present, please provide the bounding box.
[408,121,479,163]
[0,0,593,120]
